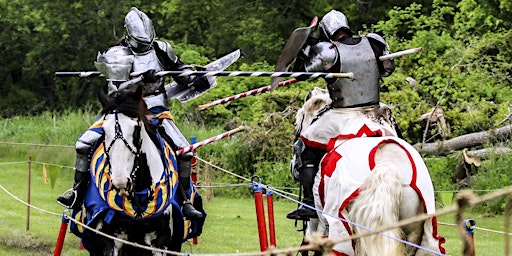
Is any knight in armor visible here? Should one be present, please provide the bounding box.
[57,7,208,219]
[287,10,402,220]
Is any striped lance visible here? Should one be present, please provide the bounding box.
[176,126,248,155]
[198,78,298,110]
[55,70,354,79]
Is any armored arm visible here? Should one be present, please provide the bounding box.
[292,33,320,72]
[367,33,395,77]
[155,40,209,89]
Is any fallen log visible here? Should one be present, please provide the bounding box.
[414,124,512,155]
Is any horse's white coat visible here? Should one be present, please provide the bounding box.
[296,89,445,255]
[103,113,165,192]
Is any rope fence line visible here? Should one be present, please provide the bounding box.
[0,141,74,149]
[191,158,446,255]
[438,221,512,236]
[195,156,300,198]
[1,158,512,254]
[0,183,61,217]
[0,177,314,256]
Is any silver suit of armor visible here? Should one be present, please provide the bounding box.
[331,37,380,107]
[305,37,380,108]
[319,10,350,40]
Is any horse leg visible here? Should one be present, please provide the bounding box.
[416,217,446,256]
[399,186,425,256]
[83,218,119,256]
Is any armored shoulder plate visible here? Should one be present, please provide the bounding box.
[304,42,338,72]
[366,33,390,54]
[94,46,134,81]
[154,40,178,64]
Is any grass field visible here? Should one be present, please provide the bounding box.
[1,160,511,255]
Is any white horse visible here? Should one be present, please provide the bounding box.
[75,87,204,256]
[296,88,446,256]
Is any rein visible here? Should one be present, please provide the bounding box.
[104,111,143,196]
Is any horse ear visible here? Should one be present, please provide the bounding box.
[98,84,109,108]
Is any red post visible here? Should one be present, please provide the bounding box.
[54,211,70,256]
[190,136,198,245]
[252,177,268,251]
[266,189,276,248]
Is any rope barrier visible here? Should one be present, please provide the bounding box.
[0,141,74,148]
[0,161,29,165]
[0,183,61,217]
[3,156,512,255]
[195,156,299,198]
[438,221,512,236]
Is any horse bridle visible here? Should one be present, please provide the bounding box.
[104,111,143,196]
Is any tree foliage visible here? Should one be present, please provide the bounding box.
[1,0,511,157]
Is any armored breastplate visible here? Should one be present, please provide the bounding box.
[329,37,380,108]
[132,49,165,95]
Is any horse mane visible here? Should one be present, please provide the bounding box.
[295,87,331,128]
[99,86,151,128]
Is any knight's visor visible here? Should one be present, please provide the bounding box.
[126,36,152,52]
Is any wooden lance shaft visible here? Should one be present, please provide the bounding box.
[379,47,423,61]
[198,78,299,110]
[176,126,248,155]
[197,47,424,110]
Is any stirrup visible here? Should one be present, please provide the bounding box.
[57,189,77,209]
[182,202,203,219]
[286,202,318,220]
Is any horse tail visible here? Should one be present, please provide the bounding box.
[348,163,404,256]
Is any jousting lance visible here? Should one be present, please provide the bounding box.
[175,126,248,155]
[198,78,299,110]
[197,47,424,110]
[53,48,422,78]
[54,70,355,79]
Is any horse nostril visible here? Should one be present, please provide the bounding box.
[112,177,131,196]
[118,187,129,197]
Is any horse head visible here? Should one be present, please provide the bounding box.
[295,87,330,134]
[100,86,164,199]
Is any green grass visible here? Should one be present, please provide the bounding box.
[1,112,512,255]
[1,159,511,255]
[0,162,304,255]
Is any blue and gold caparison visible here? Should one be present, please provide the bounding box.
[87,113,179,220]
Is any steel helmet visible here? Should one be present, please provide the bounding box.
[124,7,155,52]
[319,10,351,40]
